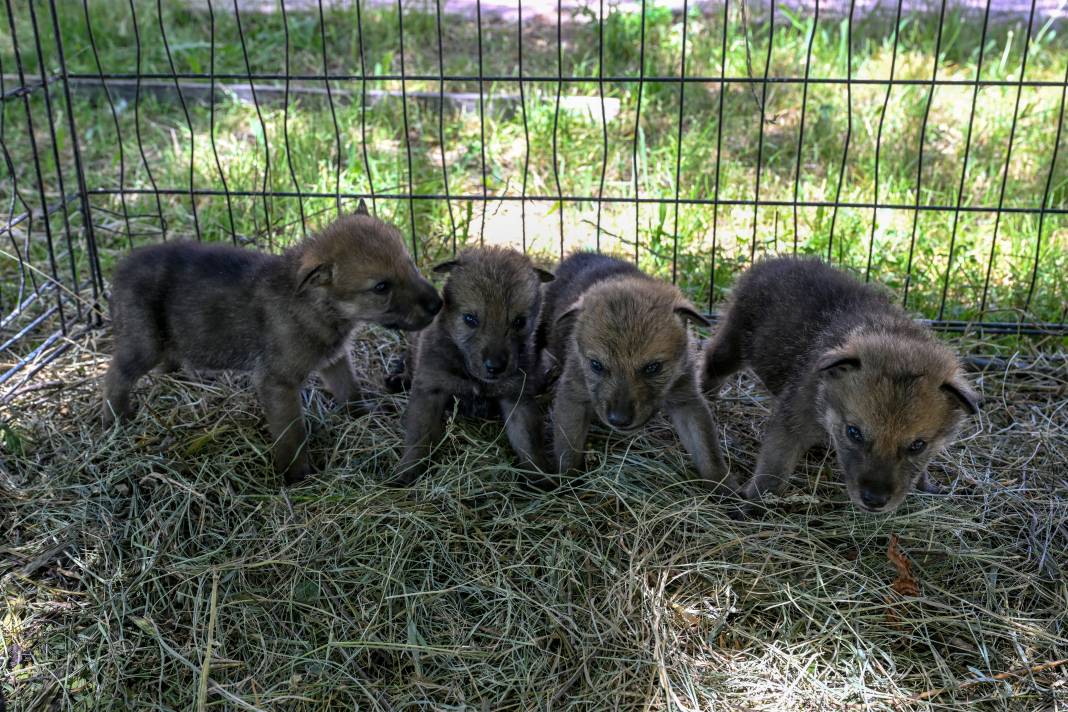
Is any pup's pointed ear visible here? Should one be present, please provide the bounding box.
[674,304,711,328]
[433,259,461,274]
[355,199,369,216]
[297,261,333,293]
[555,302,582,329]
[533,267,555,283]
[817,350,861,377]
[942,376,980,415]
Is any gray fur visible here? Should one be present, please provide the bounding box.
[394,247,554,488]
[703,256,979,513]
[102,208,441,485]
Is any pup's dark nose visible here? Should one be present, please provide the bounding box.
[605,409,633,429]
[483,355,508,376]
[422,293,443,316]
[860,488,890,510]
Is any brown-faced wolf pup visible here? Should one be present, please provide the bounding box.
[102,200,442,485]
[539,253,736,493]
[394,247,555,487]
[702,256,979,513]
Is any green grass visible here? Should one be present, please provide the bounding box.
[2,2,1067,327]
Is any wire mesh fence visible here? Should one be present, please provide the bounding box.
[2,0,1067,392]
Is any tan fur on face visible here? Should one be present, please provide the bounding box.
[572,276,692,430]
[703,256,979,514]
[439,247,546,382]
[819,330,972,512]
[546,254,732,491]
[394,246,553,487]
[295,213,440,330]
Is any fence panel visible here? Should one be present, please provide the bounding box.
[2,0,1066,392]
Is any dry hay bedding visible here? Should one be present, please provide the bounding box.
[1,326,1066,710]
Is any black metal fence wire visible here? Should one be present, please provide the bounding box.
[1,0,1067,395]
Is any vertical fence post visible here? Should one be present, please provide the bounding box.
[126,0,168,241]
[233,0,274,249]
[826,0,855,263]
[316,0,343,219]
[157,0,202,241]
[81,0,133,251]
[1024,54,1068,315]
[516,0,527,255]
[979,0,1039,317]
[552,0,564,259]
[206,0,238,245]
[395,0,419,260]
[474,0,487,249]
[791,0,818,255]
[902,0,947,311]
[280,0,308,237]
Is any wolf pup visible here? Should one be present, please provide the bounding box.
[395,247,555,487]
[102,200,442,484]
[540,253,735,492]
[703,256,979,513]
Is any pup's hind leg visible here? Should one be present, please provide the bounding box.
[702,318,744,394]
[102,338,162,426]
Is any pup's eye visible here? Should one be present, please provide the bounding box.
[463,313,479,328]
[907,439,927,453]
[846,425,865,444]
[373,281,390,294]
[512,315,527,331]
[641,361,662,376]
[589,359,604,374]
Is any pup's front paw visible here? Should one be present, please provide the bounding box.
[703,472,741,497]
[737,478,780,516]
[726,497,759,521]
[388,464,424,488]
[283,461,315,486]
[915,471,948,495]
[741,478,764,501]
[101,408,117,429]
[101,401,131,428]
[522,471,559,492]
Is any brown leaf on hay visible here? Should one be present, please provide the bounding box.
[887,534,920,597]
[670,601,702,627]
